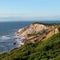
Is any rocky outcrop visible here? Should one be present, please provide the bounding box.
[17,23,48,37]
[17,23,60,44]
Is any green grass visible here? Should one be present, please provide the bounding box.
[0,33,60,60]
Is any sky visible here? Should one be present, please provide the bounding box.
[0,0,60,21]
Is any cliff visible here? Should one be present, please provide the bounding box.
[17,23,60,44]
[17,23,48,37]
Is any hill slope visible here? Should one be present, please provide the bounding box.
[0,33,60,60]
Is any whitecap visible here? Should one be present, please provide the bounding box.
[0,36,11,40]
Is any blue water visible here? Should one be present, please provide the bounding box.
[0,21,60,53]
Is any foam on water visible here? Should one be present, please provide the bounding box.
[0,31,24,53]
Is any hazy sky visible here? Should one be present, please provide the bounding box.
[0,0,60,21]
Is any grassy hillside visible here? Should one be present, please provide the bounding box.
[0,33,60,60]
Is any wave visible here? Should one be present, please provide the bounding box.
[0,31,24,53]
[0,36,11,40]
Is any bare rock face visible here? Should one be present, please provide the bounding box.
[55,28,59,34]
[17,23,60,44]
[17,23,48,37]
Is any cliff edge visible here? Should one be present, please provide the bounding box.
[17,23,60,43]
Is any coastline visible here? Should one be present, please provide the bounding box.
[0,21,60,54]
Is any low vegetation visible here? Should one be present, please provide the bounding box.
[32,22,60,26]
[0,33,60,60]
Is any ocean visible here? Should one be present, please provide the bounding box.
[0,21,60,53]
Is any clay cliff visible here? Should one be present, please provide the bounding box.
[17,23,60,44]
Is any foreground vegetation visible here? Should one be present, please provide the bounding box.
[0,33,60,60]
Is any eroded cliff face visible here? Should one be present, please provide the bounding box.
[17,23,60,44]
[17,23,48,37]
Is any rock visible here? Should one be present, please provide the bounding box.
[17,23,48,37]
[17,23,60,44]
[55,28,59,34]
